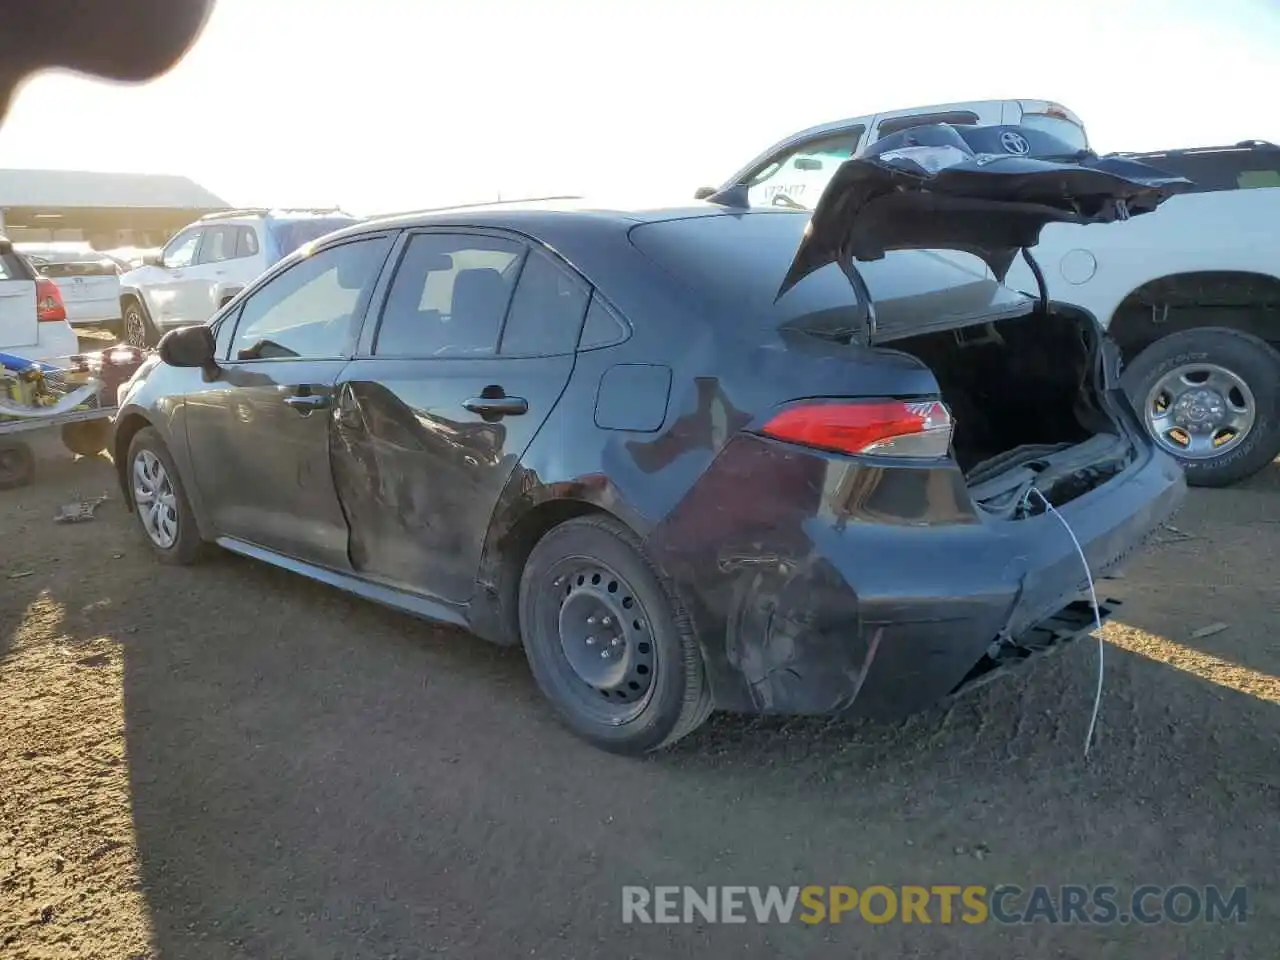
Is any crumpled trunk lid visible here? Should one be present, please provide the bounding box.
[774,122,1193,340]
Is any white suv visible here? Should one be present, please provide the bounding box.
[117,208,359,346]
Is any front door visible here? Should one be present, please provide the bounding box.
[185,233,395,568]
[149,227,204,328]
[332,230,589,603]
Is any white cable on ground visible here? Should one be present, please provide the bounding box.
[1029,487,1105,758]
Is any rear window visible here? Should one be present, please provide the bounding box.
[268,217,359,260]
[32,259,119,278]
[628,212,1033,339]
[1,253,34,281]
[1133,147,1280,193]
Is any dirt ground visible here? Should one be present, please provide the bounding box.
[1,432,1277,958]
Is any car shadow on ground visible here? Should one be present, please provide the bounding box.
[107,553,1274,957]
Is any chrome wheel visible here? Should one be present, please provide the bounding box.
[124,304,147,347]
[1144,362,1256,460]
[132,449,179,548]
[544,558,656,724]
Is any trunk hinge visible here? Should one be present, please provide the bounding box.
[1020,247,1050,314]
[836,246,878,345]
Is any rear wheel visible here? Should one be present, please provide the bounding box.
[1122,327,1280,487]
[126,427,205,564]
[0,441,35,490]
[122,298,157,349]
[518,515,713,755]
[61,419,112,457]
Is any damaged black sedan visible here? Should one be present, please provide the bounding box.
[111,124,1189,754]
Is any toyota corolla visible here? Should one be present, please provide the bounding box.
[112,124,1189,754]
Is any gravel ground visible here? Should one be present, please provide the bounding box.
[1,434,1277,959]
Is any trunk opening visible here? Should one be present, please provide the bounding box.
[887,309,1136,517]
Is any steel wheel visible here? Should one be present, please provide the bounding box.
[132,448,179,548]
[1144,361,1256,460]
[539,557,657,724]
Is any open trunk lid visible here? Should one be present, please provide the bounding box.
[770,122,1192,342]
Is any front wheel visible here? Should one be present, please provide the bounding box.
[518,515,713,755]
[126,427,205,564]
[1122,327,1280,487]
[122,298,157,349]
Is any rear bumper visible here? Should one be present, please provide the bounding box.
[651,433,1185,718]
[7,322,79,364]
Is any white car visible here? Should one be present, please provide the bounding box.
[117,207,359,346]
[16,242,123,331]
[0,238,78,364]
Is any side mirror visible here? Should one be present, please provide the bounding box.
[158,324,217,371]
[693,186,716,200]
[143,253,164,267]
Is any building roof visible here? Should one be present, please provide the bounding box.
[0,168,229,211]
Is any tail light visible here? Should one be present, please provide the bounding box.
[35,278,67,322]
[761,399,954,459]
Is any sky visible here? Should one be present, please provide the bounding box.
[0,0,1275,215]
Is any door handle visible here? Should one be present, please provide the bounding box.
[463,395,528,417]
[283,394,331,414]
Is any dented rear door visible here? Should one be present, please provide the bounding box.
[333,230,589,604]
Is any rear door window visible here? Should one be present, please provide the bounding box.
[235,227,260,258]
[374,232,523,358]
[498,249,591,357]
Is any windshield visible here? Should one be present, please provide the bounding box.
[268,217,359,259]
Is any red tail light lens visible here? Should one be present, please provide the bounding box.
[35,279,67,322]
[761,399,954,459]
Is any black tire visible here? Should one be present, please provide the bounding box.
[518,514,713,755]
[125,427,205,564]
[0,441,35,490]
[61,419,112,457]
[122,297,158,348]
[1121,327,1280,488]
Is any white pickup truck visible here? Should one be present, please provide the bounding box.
[1002,140,1280,487]
[710,113,1280,487]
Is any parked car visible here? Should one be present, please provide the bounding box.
[117,207,359,347]
[112,129,1187,754]
[0,236,77,365]
[695,98,1088,208]
[1002,140,1280,487]
[17,242,123,331]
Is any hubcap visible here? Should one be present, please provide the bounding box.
[1144,362,1256,460]
[132,449,179,548]
[125,307,146,347]
[545,560,655,723]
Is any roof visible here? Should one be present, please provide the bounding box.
[357,197,730,234]
[0,168,229,210]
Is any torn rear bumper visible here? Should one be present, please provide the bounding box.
[652,433,1184,719]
